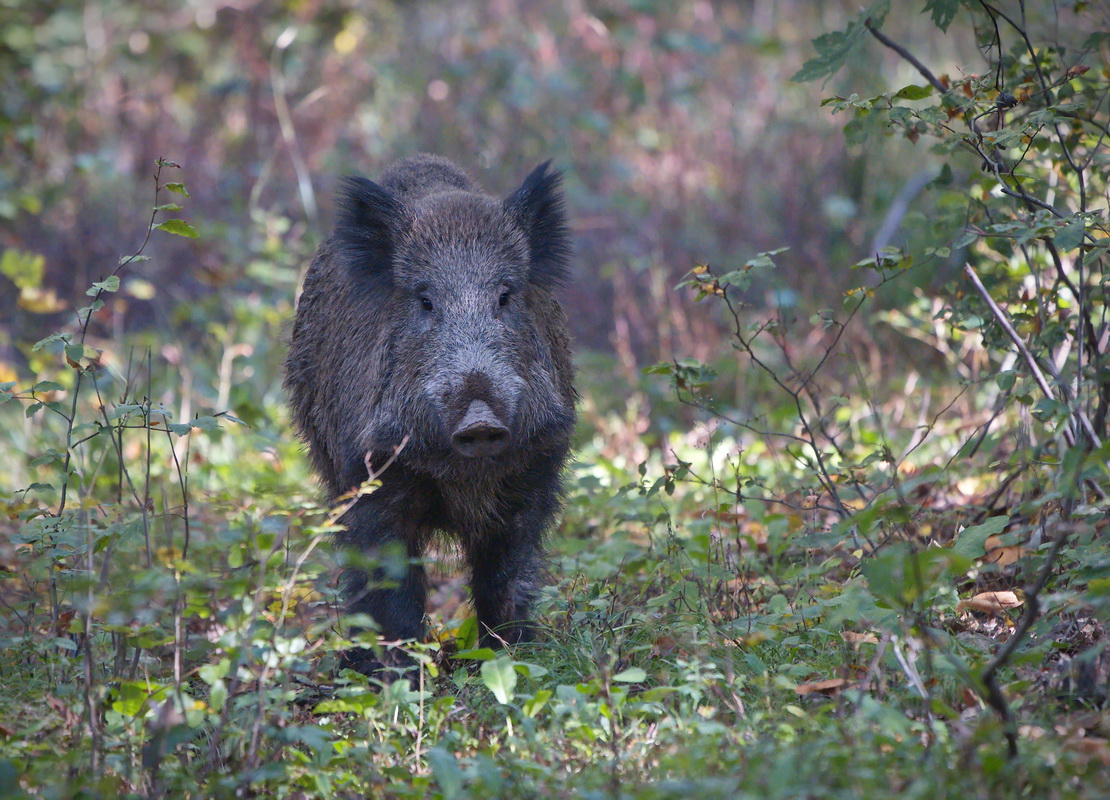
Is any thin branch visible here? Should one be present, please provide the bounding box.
[864,20,948,94]
[964,264,1107,494]
[979,526,1068,758]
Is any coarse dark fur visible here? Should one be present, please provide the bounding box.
[284,154,576,673]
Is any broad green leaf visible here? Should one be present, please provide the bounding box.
[522,689,553,718]
[315,692,378,715]
[164,182,190,197]
[863,543,961,607]
[513,661,549,679]
[197,659,230,685]
[924,0,961,32]
[87,275,120,295]
[894,84,934,100]
[792,2,888,84]
[426,748,464,800]
[612,667,647,683]
[481,655,517,704]
[1055,218,1085,251]
[111,680,166,716]
[32,333,68,351]
[455,616,478,650]
[951,516,1010,559]
[154,219,199,238]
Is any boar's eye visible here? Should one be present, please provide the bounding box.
[420,296,434,312]
[499,289,511,307]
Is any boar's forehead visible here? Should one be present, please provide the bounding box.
[396,193,528,286]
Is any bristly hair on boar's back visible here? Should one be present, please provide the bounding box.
[283,153,577,674]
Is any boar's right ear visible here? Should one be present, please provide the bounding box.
[504,161,571,289]
[334,176,409,287]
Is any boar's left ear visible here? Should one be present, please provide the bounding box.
[335,176,410,288]
[504,161,571,288]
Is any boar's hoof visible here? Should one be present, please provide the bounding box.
[451,400,510,457]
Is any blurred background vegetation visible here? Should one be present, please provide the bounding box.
[2,0,988,378]
[2,1,1109,797]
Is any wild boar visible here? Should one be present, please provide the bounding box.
[284,154,576,672]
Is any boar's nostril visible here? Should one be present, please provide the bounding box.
[451,400,510,457]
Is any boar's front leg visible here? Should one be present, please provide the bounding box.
[467,511,547,648]
[336,495,426,674]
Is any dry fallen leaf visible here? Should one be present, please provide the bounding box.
[958,590,1023,614]
[1064,737,1110,767]
[983,535,1029,567]
[794,678,848,696]
[841,631,879,645]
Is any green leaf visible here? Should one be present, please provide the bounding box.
[481,655,517,704]
[1032,397,1065,423]
[315,692,379,716]
[209,680,228,713]
[32,333,69,351]
[894,84,934,101]
[30,450,63,467]
[111,680,165,716]
[87,275,120,295]
[1054,218,1085,251]
[153,203,182,212]
[164,182,190,197]
[426,748,464,800]
[454,615,478,650]
[198,659,230,685]
[613,667,647,683]
[792,3,888,84]
[31,380,64,393]
[154,219,199,238]
[77,300,105,322]
[522,688,553,718]
[862,543,959,608]
[923,0,961,32]
[951,516,1009,559]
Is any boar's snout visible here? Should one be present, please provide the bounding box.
[451,399,510,457]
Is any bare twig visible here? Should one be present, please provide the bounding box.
[864,20,947,94]
[979,526,1069,758]
[964,264,1104,453]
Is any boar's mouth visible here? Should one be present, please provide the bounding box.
[450,399,510,457]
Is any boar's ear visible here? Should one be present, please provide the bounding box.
[335,176,409,287]
[504,161,571,289]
